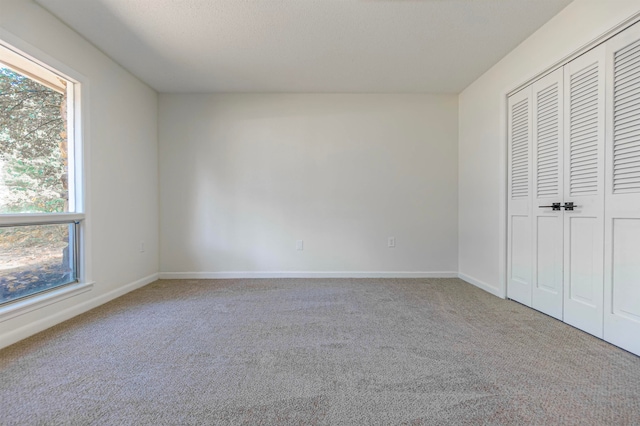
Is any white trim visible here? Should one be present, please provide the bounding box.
[0,273,158,350]
[0,281,93,323]
[159,271,459,279]
[0,28,85,85]
[507,11,640,96]
[77,80,91,283]
[499,88,508,301]
[0,213,84,226]
[0,44,66,93]
[458,272,505,299]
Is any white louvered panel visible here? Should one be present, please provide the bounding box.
[536,83,559,198]
[603,22,640,357]
[530,68,564,320]
[569,63,600,196]
[511,99,529,198]
[613,38,640,194]
[507,87,532,307]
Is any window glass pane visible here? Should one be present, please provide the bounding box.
[0,66,69,213]
[0,223,76,304]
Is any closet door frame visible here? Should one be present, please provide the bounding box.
[504,12,640,297]
[504,14,640,357]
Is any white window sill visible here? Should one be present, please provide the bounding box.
[0,281,94,323]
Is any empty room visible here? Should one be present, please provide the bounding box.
[1,0,640,424]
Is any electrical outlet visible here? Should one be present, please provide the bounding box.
[296,240,304,251]
[388,237,396,248]
[139,241,145,253]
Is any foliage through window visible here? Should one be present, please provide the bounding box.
[0,67,69,213]
[0,43,81,305]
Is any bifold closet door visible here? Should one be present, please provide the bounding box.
[563,45,606,338]
[507,88,533,306]
[507,20,640,355]
[531,69,564,320]
[604,22,640,356]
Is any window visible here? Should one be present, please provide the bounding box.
[0,42,84,305]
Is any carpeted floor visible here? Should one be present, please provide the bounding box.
[0,278,639,425]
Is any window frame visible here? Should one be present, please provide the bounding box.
[0,34,91,309]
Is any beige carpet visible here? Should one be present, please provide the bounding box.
[0,278,639,425]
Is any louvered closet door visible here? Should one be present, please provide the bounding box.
[531,69,564,320]
[563,45,606,338]
[603,22,640,356]
[507,88,533,306]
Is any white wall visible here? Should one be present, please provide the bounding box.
[458,0,640,297]
[0,0,159,348]
[159,94,458,277]
[8,0,628,349]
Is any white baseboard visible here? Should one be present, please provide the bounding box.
[0,273,158,350]
[458,272,505,298]
[159,271,459,279]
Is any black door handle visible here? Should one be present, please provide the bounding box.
[563,202,575,211]
[539,203,561,211]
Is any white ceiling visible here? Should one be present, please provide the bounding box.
[36,0,573,93]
